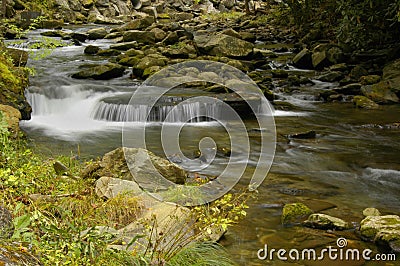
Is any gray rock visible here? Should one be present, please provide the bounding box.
[123,30,155,44]
[363,208,381,217]
[109,41,138,51]
[150,28,167,42]
[292,48,312,69]
[71,63,125,80]
[70,32,88,42]
[116,16,155,31]
[311,44,332,69]
[194,34,254,58]
[361,81,399,104]
[84,45,101,55]
[53,161,69,175]
[87,27,108,40]
[131,54,168,78]
[95,176,145,199]
[335,83,362,95]
[96,49,121,56]
[303,213,351,230]
[162,31,179,45]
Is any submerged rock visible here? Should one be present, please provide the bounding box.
[288,130,316,139]
[281,203,313,225]
[353,96,379,109]
[303,213,351,230]
[71,63,125,80]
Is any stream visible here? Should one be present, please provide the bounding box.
[17,27,400,265]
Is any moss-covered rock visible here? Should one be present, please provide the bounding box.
[360,215,400,252]
[362,207,381,217]
[0,51,31,120]
[361,81,399,104]
[71,63,125,80]
[360,75,381,85]
[281,203,313,225]
[0,105,21,133]
[359,215,400,240]
[353,95,379,109]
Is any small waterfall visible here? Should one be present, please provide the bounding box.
[92,101,222,123]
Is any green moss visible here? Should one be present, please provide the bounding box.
[281,203,313,225]
[0,61,20,88]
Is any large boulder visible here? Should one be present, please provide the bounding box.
[194,34,254,58]
[311,44,343,69]
[71,63,125,80]
[82,147,187,186]
[361,81,399,104]
[123,30,155,44]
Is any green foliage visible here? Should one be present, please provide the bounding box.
[193,193,249,234]
[168,242,237,266]
[279,0,400,49]
[0,129,241,265]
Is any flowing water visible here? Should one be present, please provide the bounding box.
[17,28,400,265]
